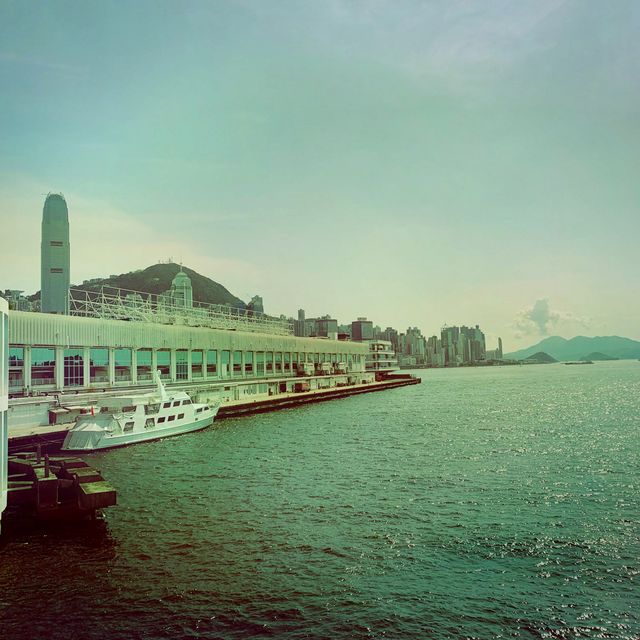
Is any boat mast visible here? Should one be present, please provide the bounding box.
[154,369,169,401]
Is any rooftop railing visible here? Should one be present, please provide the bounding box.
[69,286,294,336]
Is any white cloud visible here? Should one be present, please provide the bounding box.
[514,298,590,338]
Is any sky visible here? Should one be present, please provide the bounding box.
[0,0,638,350]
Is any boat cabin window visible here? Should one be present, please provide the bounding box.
[182,399,192,405]
[145,418,155,429]
[168,415,176,422]
[122,405,136,413]
[172,401,181,407]
[162,402,171,409]
[196,407,202,413]
[124,421,134,432]
[157,416,166,423]
[178,413,184,420]
[145,403,160,415]
[100,407,110,413]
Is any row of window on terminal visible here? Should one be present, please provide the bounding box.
[8,346,361,391]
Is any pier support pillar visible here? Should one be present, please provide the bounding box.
[55,346,64,391]
[170,350,176,382]
[151,349,157,377]
[83,347,90,388]
[108,348,115,387]
[24,346,32,393]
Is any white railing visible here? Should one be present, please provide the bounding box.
[69,286,294,336]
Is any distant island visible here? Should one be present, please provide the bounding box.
[506,335,640,362]
[523,351,558,364]
[581,352,619,361]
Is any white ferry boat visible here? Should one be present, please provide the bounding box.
[61,371,219,452]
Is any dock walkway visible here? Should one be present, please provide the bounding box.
[8,375,420,453]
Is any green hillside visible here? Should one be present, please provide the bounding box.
[73,263,246,308]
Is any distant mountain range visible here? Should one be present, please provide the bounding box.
[29,263,246,308]
[506,336,640,361]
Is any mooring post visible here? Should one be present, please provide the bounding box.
[36,444,42,464]
[44,454,50,478]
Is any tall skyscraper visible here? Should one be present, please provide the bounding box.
[294,309,306,337]
[40,193,70,314]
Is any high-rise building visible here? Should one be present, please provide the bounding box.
[351,317,374,341]
[2,290,32,312]
[294,309,306,337]
[40,193,70,314]
[314,316,339,339]
[381,327,400,353]
[247,295,264,315]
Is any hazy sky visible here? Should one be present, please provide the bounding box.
[1,1,638,350]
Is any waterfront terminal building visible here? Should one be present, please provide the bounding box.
[6,281,371,432]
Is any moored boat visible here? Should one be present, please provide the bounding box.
[61,371,219,451]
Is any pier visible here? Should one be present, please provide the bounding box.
[4,447,116,523]
[8,374,420,453]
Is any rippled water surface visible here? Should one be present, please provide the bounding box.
[2,361,639,639]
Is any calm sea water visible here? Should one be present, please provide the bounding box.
[1,361,639,639]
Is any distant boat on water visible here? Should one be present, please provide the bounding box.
[564,361,593,365]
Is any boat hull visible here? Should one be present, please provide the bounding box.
[62,413,217,452]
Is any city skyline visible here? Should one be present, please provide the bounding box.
[1,2,639,349]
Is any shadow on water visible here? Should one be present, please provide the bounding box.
[0,510,116,553]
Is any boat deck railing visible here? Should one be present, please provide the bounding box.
[69,286,294,336]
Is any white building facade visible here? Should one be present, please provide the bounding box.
[7,310,368,396]
[365,340,399,376]
[1,297,9,528]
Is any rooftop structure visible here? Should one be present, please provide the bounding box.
[41,193,70,315]
[68,285,293,335]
